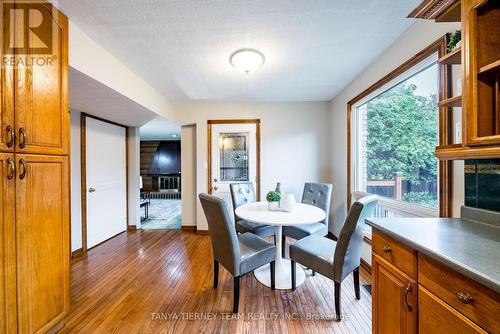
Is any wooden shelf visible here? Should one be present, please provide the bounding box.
[439,95,462,108]
[436,145,500,160]
[439,47,461,65]
[478,59,500,76]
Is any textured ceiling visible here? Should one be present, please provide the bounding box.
[140,117,181,140]
[58,0,419,102]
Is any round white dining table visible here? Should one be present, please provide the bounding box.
[235,201,326,290]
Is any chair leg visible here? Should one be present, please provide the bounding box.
[291,260,296,290]
[312,270,316,276]
[334,282,341,321]
[270,261,275,291]
[233,276,240,313]
[282,235,286,257]
[213,260,219,289]
[353,267,360,300]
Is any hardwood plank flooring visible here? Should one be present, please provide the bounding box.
[61,230,372,333]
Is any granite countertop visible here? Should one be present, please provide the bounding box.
[366,217,500,294]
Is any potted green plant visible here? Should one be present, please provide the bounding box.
[448,30,461,52]
[266,191,281,211]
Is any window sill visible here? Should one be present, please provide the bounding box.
[352,191,439,218]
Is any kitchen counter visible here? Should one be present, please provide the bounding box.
[366,217,500,294]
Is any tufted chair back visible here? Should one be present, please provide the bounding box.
[199,193,241,275]
[230,182,257,220]
[301,182,333,226]
[333,195,378,281]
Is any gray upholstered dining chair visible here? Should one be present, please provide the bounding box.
[230,182,276,241]
[289,195,378,321]
[199,193,276,313]
[282,182,332,256]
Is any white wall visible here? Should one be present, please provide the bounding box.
[181,125,197,227]
[174,102,332,231]
[329,21,463,236]
[127,127,141,228]
[70,110,82,252]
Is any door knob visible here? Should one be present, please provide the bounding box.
[213,186,218,191]
[89,188,96,193]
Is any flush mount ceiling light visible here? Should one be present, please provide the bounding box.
[229,48,265,74]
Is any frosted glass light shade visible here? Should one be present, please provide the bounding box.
[230,49,265,74]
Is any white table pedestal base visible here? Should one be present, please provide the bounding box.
[253,225,306,290]
[254,259,306,290]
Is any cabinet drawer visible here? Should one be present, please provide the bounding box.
[372,230,417,279]
[419,286,487,334]
[418,254,500,334]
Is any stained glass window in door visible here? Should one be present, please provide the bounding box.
[219,132,249,181]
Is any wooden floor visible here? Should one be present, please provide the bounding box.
[61,230,372,333]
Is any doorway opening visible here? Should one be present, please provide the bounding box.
[139,118,182,229]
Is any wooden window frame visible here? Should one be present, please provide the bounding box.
[347,36,452,218]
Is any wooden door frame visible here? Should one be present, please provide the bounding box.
[346,36,452,217]
[79,113,129,256]
[207,119,261,200]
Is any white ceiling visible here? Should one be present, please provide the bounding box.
[57,0,419,102]
[140,117,181,140]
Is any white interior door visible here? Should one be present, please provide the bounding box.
[86,117,127,249]
[210,123,258,209]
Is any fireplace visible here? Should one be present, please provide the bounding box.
[158,175,181,193]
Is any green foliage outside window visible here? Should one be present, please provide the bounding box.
[365,82,438,208]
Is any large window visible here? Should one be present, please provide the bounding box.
[351,54,440,214]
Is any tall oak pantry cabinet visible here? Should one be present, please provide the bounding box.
[1,2,70,333]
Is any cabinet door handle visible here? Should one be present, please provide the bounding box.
[7,158,15,180]
[457,292,473,304]
[19,128,27,149]
[404,284,413,312]
[19,158,27,180]
[6,125,14,148]
[383,246,392,253]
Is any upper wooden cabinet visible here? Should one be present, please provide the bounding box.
[412,0,500,159]
[14,5,69,155]
[408,0,461,22]
[0,11,15,152]
[462,0,500,146]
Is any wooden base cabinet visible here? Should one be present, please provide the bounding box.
[16,155,69,334]
[372,254,417,334]
[372,230,500,334]
[419,286,487,334]
[0,154,16,333]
